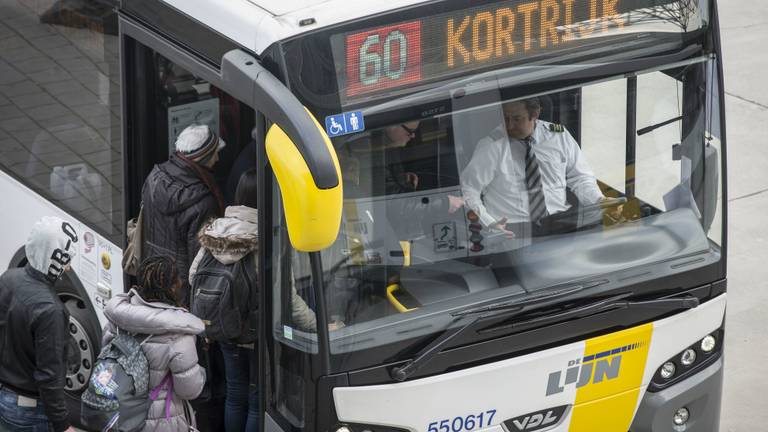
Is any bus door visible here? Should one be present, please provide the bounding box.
[119,10,343,432]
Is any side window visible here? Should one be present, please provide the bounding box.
[0,1,122,241]
[581,78,628,195]
[635,70,683,211]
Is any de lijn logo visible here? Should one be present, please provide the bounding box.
[546,342,644,396]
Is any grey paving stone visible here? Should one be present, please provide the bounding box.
[29,35,69,50]
[56,195,94,213]
[53,125,100,144]
[35,149,83,166]
[11,91,56,109]
[73,70,109,93]
[81,149,114,167]
[79,207,110,226]
[42,80,87,96]
[0,22,15,39]
[1,46,43,63]
[1,148,33,165]
[4,13,42,31]
[41,45,81,61]
[0,104,25,119]
[27,66,73,84]
[0,61,25,85]
[0,35,30,51]
[0,116,36,132]
[0,137,23,152]
[59,57,98,73]
[14,24,58,39]
[43,115,83,133]
[14,57,56,74]
[86,114,112,130]
[71,103,110,118]
[0,2,29,20]
[9,159,49,178]
[13,129,65,154]
[55,89,99,107]
[24,103,73,121]
[0,80,40,97]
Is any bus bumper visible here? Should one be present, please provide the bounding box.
[630,355,723,432]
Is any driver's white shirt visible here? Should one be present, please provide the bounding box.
[461,120,603,227]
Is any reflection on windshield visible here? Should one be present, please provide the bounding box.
[273,59,722,354]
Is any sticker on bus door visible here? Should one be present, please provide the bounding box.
[325,111,365,137]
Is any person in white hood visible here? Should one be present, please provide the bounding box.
[0,216,78,432]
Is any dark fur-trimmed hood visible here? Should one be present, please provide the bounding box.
[197,206,258,265]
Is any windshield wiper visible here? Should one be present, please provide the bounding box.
[480,295,699,335]
[637,115,683,136]
[453,279,609,318]
[390,280,608,382]
[390,290,698,382]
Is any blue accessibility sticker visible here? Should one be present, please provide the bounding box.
[325,111,365,137]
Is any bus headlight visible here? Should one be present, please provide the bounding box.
[680,348,697,366]
[701,334,716,352]
[660,362,676,379]
[649,327,724,391]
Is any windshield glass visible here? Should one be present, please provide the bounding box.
[270,56,723,355]
[269,0,722,358]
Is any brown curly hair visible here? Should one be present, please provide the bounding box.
[135,256,180,306]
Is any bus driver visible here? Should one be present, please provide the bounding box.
[461,98,607,238]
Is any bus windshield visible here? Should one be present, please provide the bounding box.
[270,0,722,358]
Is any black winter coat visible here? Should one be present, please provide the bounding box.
[142,153,221,305]
[0,266,71,432]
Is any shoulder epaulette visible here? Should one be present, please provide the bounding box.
[549,123,565,133]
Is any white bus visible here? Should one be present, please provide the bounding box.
[0,0,727,431]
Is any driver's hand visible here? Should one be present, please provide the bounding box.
[403,172,419,190]
[328,320,345,331]
[601,197,626,225]
[447,195,464,213]
[490,217,516,239]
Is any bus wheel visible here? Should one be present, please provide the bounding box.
[62,296,100,426]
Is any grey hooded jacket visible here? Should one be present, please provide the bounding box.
[102,290,206,432]
[190,205,317,333]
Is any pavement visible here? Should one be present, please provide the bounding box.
[717,1,768,430]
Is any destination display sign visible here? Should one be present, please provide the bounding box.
[334,0,686,99]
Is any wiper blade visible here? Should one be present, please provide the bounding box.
[453,279,609,318]
[481,294,699,335]
[637,115,683,136]
[390,314,481,382]
[390,280,608,382]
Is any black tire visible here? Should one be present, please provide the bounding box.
[62,296,101,430]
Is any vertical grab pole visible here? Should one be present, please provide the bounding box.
[310,251,331,375]
[626,75,638,199]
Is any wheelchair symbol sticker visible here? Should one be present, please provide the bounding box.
[325,111,365,137]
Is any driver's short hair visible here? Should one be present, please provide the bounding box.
[505,97,542,120]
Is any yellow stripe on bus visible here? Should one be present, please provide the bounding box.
[568,323,653,432]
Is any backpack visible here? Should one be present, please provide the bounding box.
[81,332,151,432]
[191,250,258,343]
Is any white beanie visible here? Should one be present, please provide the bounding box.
[174,124,226,163]
[26,216,78,282]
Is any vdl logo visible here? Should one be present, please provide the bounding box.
[546,342,645,396]
[504,405,568,432]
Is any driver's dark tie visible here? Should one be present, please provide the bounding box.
[524,137,548,224]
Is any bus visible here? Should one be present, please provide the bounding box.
[0,0,726,431]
